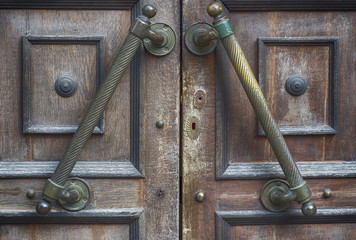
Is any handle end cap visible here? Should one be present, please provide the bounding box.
[142,4,157,19]
[207,2,223,18]
[302,202,317,216]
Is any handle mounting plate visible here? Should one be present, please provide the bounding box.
[185,22,217,56]
[144,23,176,56]
[58,177,91,212]
[261,179,291,212]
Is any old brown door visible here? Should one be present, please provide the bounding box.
[0,1,180,239]
[182,0,356,239]
[1,0,356,239]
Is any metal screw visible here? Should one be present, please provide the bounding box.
[26,189,36,199]
[156,120,164,128]
[322,188,332,198]
[196,191,205,202]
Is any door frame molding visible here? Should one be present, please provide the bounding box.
[0,1,138,9]
[221,0,356,11]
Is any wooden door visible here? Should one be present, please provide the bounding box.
[0,0,180,239]
[182,0,356,239]
[1,0,356,239]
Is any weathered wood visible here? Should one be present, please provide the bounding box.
[219,161,356,179]
[0,224,130,240]
[0,161,142,178]
[222,0,356,11]
[0,179,142,210]
[0,0,138,10]
[216,11,356,166]
[230,224,356,240]
[182,1,218,239]
[184,2,356,239]
[0,0,180,238]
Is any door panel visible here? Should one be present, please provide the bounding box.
[0,0,180,239]
[182,0,356,239]
[1,0,356,239]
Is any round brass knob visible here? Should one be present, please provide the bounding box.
[142,4,157,19]
[207,2,223,18]
[36,200,51,215]
[301,202,317,216]
[196,191,205,202]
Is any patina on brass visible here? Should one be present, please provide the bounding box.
[204,2,316,216]
[144,23,176,56]
[185,22,218,55]
[36,4,175,215]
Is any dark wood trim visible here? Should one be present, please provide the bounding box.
[216,209,356,226]
[216,209,356,239]
[0,0,138,10]
[0,208,143,239]
[0,161,143,178]
[22,35,105,135]
[219,161,356,179]
[258,37,338,136]
[222,0,356,11]
[131,1,144,173]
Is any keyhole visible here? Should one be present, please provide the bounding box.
[192,122,196,130]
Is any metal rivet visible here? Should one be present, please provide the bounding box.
[26,189,36,199]
[196,191,205,202]
[285,74,307,96]
[322,188,332,198]
[156,120,164,128]
[55,74,78,97]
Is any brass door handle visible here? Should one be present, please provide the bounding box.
[36,4,176,215]
[185,2,316,216]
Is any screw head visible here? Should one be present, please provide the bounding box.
[301,202,317,216]
[156,120,164,128]
[142,4,157,19]
[196,191,206,202]
[322,188,332,198]
[26,189,36,199]
[207,2,223,18]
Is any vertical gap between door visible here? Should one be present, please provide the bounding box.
[178,0,183,239]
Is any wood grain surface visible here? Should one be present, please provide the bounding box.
[0,0,180,238]
[183,1,356,239]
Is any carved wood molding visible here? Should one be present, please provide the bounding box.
[222,0,356,11]
[216,209,356,239]
[0,0,138,9]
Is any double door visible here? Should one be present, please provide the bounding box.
[1,0,356,239]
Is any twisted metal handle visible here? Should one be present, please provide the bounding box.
[206,2,316,216]
[36,4,172,215]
